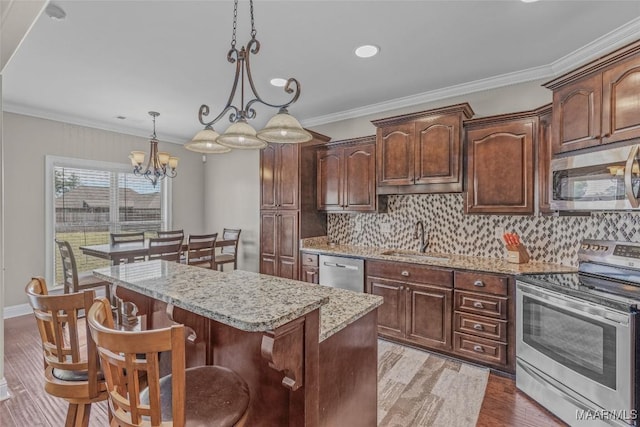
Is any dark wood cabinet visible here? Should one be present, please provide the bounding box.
[453,271,513,373]
[544,39,640,155]
[372,103,473,194]
[366,260,453,351]
[465,112,536,215]
[316,136,377,213]
[259,132,330,280]
[260,144,299,210]
[300,252,319,284]
[537,104,553,214]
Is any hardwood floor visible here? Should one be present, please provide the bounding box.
[2,314,564,426]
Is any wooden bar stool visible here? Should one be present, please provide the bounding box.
[25,277,109,427]
[87,297,250,427]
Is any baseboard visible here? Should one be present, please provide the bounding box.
[0,377,10,401]
[3,303,31,319]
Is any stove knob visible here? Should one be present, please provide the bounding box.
[581,244,590,250]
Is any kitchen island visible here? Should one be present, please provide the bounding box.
[93,260,382,427]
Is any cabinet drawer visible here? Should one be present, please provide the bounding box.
[454,271,508,296]
[301,253,319,267]
[454,311,507,342]
[454,332,507,366]
[454,290,507,319]
[366,260,453,288]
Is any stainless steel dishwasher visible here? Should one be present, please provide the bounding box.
[318,255,364,293]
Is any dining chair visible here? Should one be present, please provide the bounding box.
[186,233,217,269]
[87,297,250,427]
[157,229,184,239]
[148,235,184,262]
[56,239,112,302]
[25,277,109,427]
[110,232,145,245]
[216,228,241,271]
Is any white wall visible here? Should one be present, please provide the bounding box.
[2,112,205,307]
[203,149,260,272]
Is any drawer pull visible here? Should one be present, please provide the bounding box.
[473,280,484,287]
[401,270,410,277]
[473,301,484,309]
[473,345,484,353]
[473,323,484,331]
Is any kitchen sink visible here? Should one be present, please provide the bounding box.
[380,250,450,263]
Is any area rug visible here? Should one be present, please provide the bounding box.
[378,339,489,427]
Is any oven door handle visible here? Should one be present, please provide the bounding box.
[625,144,640,208]
[517,283,629,326]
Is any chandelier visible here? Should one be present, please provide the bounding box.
[187,0,312,152]
[129,111,178,187]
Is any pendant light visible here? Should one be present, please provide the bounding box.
[193,0,311,151]
[184,126,231,154]
[129,112,178,187]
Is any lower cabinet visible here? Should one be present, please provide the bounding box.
[260,211,299,280]
[366,260,453,351]
[300,252,319,284]
[366,260,514,373]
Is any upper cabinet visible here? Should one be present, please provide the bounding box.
[371,103,474,194]
[317,136,378,212]
[544,40,640,155]
[464,111,536,215]
[536,104,553,214]
[260,144,300,210]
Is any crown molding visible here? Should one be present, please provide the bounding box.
[303,17,640,128]
[2,102,187,145]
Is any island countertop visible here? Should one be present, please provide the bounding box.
[94,260,382,341]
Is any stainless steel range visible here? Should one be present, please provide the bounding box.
[516,240,640,427]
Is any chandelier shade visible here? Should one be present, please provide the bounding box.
[129,111,178,187]
[217,119,268,149]
[256,109,313,143]
[196,0,309,149]
[185,127,231,154]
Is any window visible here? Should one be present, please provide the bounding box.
[46,156,170,286]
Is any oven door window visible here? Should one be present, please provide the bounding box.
[552,161,639,202]
[522,295,616,389]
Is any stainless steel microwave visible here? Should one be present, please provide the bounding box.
[551,144,640,211]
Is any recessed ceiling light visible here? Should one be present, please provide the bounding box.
[45,3,67,20]
[355,45,379,58]
[521,0,539,3]
[270,78,288,87]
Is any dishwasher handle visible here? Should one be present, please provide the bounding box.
[322,261,360,271]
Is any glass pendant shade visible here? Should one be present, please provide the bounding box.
[257,110,313,143]
[217,119,268,149]
[185,128,231,154]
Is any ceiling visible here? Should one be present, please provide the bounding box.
[3,0,640,144]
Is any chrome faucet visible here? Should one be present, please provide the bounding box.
[414,221,429,253]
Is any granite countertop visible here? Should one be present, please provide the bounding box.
[94,260,382,342]
[300,237,576,275]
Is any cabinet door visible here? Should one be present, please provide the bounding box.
[259,212,278,275]
[277,144,300,209]
[276,211,299,280]
[343,143,376,211]
[551,73,602,155]
[317,148,343,211]
[406,284,452,350]
[377,123,414,186]
[366,276,405,339]
[538,109,553,213]
[602,55,640,145]
[414,115,461,187]
[260,144,277,209]
[466,120,534,214]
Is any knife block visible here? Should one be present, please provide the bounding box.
[506,245,530,264]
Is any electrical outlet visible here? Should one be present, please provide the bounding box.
[381,223,391,233]
[495,227,504,239]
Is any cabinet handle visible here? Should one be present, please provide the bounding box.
[473,345,484,353]
[473,301,484,309]
[401,271,410,277]
[473,323,484,331]
[473,280,484,287]
[399,286,404,291]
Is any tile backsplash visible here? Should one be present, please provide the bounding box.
[327,194,640,266]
